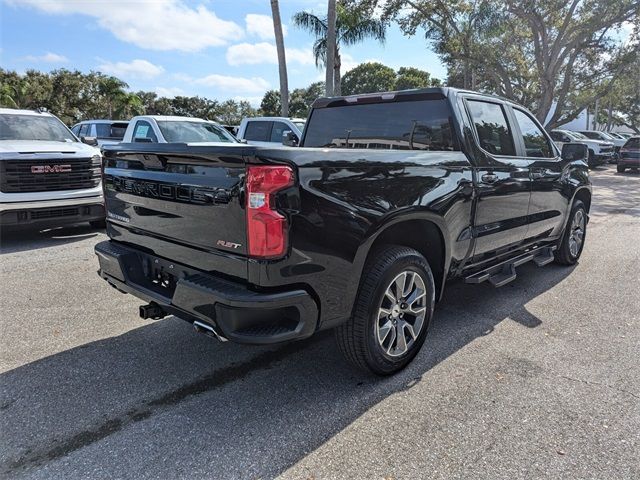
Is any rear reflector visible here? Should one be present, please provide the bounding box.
[246,165,294,258]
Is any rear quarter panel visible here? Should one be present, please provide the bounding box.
[249,147,474,328]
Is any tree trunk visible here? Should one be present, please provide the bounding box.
[271,0,288,116]
[325,0,337,96]
[593,98,599,130]
[334,49,341,96]
[606,100,612,131]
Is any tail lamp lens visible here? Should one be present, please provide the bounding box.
[246,165,294,258]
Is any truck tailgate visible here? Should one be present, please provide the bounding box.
[102,143,250,277]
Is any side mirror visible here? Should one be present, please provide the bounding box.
[282,130,299,147]
[134,137,153,143]
[81,136,98,146]
[561,142,588,162]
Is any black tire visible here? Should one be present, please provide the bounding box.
[617,165,626,173]
[554,200,587,265]
[335,245,436,375]
[587,149,595,167]
[90,219,106,229]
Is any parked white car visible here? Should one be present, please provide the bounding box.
[578,130,626,149]
[237,117,305,146]
[0,108,104,229]
[549,129,615,166]
[122,116,238,144]
[71,119,129,147]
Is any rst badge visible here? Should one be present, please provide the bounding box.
[31,165,72,173]
[217,240,242,249]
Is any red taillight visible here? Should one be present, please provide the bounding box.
[246,165,294,258]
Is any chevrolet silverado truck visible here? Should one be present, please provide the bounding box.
[95,88,591,375]
[0,108,104,229]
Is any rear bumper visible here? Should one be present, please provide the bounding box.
[0,196,104,227]
[95,240,319,345]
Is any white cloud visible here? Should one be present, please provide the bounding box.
[193,74,270,94]
[155,86,185,98]
[23,52,68,63]
[245,13,287,40]
[7,0,244,52]
[97,59,165,79]
[226,42,314,66]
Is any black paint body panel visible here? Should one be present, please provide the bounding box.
[99,88,591,334]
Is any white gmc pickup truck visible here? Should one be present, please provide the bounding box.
[0,108,104,229]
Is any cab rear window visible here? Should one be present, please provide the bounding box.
[304,98,458,151]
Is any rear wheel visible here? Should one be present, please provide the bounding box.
[588,149,595,167]
[335,245,435,375]
[617,165,626,173]
[555,200,587,265]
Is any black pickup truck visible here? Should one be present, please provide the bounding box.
[95,88,591,375]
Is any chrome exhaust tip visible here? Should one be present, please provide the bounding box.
[193,320,228,342]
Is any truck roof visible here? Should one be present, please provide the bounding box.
[131,115,215,123]
[0,108,54,117]
[312,87,520,109]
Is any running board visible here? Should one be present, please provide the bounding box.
[464,246,556,287]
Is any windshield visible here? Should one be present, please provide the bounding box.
[303,98,458,151]
[157,121,236,143]
[0,114,76,142]
[567,131,588,140]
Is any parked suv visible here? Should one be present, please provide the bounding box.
[0,108,104,229]
[237,117,305,146]
[96,88,590,375]
[617,136,639,173]
[71,120,129,147]
[549,129,614,166]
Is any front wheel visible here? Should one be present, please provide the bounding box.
[617,165,626,173]
[555,200,587,265]
[335,245,435,375]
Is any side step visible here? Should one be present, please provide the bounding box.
[464,246,556,287]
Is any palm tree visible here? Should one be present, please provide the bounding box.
[293,2,386,96]
[114,93,144,119]
[270,0,289,116]
[325,0,337,96]
[98,76,128,119]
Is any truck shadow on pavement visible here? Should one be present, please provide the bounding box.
[0,224,101,254]
[0,262,572,479]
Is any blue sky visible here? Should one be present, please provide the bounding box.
[0,0,447,106]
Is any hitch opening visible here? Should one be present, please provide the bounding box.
[139,302,167,320]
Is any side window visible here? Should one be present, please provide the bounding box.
[71,124,81,136]
[513,109,553,158]
[270,122,290,143]
[133,120,158,142]
[466,100,515,156]
[244,121,271,142]
[79,123,91,137]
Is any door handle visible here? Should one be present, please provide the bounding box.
[481,173,498,184]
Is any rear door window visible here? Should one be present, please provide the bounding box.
[624,137,639,149]
[466,100,515,156]
[513,109,554,158]
[244,121,271,142]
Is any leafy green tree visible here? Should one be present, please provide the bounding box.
[290,82,325,118]
[342,62,397,95]
[260,90,281,116]
[395,67,441,90]
[293,1,386,95]
[358,0,639,128]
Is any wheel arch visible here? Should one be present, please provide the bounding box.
[355,214,451,302]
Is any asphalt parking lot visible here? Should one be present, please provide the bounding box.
[1,166,639,480]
